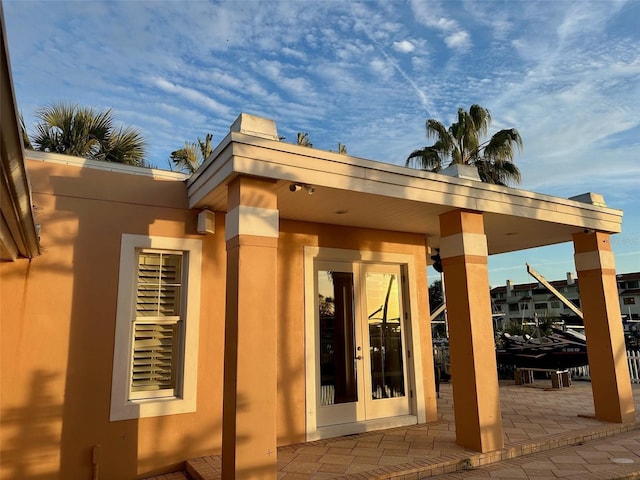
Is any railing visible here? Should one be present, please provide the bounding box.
[570,350,640,383]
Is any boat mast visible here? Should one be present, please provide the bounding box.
[526,263,584,320]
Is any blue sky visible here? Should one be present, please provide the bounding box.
[4,0,639,286]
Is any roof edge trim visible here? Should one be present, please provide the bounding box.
[1,6,40,259]
[25,150,189,181]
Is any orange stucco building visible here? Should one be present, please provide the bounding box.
[1,17,635,480]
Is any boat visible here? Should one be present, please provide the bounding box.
[496,327,588,369]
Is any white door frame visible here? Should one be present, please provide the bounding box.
[304,247,427,440]
[359,262,410,420]
[314,260,364,427]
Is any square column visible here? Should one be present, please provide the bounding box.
[222,176,279,479]
[573,231,635,423]
[439,209,504,452]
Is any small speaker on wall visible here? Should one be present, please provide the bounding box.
[197,209,215,235]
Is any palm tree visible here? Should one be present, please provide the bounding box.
[296,132,312,147]
[328,143,348,154]
[169,133,213,174]
[30,102,147,166]
[99,127,147,166]
[19,113,33,150]
[406,104,523,186]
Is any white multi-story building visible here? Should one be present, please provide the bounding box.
[618,272,640,321]
[490,271,640,330]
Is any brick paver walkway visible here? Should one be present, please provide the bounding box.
[145,380,640,480]
[433,428,640,479]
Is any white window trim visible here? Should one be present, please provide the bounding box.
[110,234,202,421]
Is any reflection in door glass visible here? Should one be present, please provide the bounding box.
[318,271,357,406]
[366,272,405,399]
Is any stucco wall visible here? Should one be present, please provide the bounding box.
[0,160,227,480]
[276,220,435,444]
[0,159,435,479]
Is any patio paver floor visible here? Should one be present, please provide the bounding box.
[144,380,640,480]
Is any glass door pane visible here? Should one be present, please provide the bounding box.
[318,270,357,406]
[365,271,406,400]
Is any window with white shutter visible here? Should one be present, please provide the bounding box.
[130,251,183,399]
[111,235,202,421]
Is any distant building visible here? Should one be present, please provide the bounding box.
[618,272,640,320]
[490,271,640,330]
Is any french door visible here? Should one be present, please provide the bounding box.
[316,261,410,427]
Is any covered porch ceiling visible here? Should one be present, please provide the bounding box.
[187,115,622,256]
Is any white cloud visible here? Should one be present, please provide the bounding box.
[335,40,375,61]
[432,17,458,31]
[393,40,416,53]
[260,60,283,80]
[463,1,514,41]
[148,77,231,116]
[409,0,472,51]
[281,47,307,61]
[155,103,208,125]
[444,31,470,50]
[369,58,394,79]
[280,76,314,97]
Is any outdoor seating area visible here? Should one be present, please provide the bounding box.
[146,381,640,480]
[515,368,572,389]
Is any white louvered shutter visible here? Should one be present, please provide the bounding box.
[130,251,183,399]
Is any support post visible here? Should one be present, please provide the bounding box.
[222,176,279,479]
[439,209,504,452]
[573,231,635,423]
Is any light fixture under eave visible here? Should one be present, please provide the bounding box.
[197,209,215,235]
[289,183,316,195]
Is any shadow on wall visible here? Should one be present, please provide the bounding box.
[1,370,63,479]
[276,223,309,445]
[43,161,225,478]
[46,165,142,479]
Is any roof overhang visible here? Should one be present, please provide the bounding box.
[187,115,622,256]
[1,7,40,260]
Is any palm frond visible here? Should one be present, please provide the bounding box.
[406,146,442,171]
[170,143,200,173]
[473,158,521,186]
[19,113,33,149]
[197,133,214,163]
[494,160,521,185]
[103,126,147,166]
[425,120,450,147]
[296,132,312,147]
[469,104,491,138]
[170,132,214,173]
[483,128,523,162]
